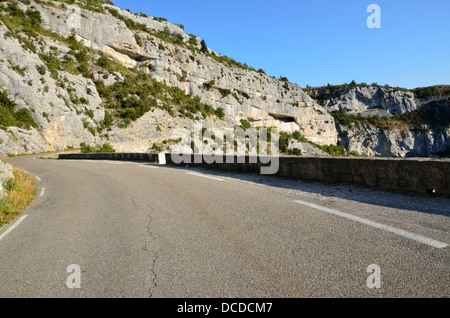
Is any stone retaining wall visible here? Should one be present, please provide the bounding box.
[58,153,450,197]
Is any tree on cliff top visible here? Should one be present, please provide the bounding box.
[200,39,208,54]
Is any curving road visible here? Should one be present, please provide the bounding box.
[0,154,449,298]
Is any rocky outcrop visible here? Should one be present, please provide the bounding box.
[305,83,450,158]
[313,85,417,114]
[0,160,13,199]
[3,1,447,159]
[0,16,103,155]
[338,123,450,158]
[0,0,338,157]
[34,1,337,142]
[288,140,330,157]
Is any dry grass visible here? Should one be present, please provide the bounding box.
[0,168,37,227]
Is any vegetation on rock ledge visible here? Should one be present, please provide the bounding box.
[0,90,39,130]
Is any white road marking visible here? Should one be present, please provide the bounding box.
[186,172,224,182]
[0,215,28,242]
[293,199,448,249]
[40,187,46,197]
[35,176,41,182]
[140,165,159,169]
[63,160,96,163]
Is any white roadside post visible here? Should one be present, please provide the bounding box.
[158,153,166,165]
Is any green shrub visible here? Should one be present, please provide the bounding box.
[315,143,347,156]
[151,142,164,152]
[14,108,39,129]
[80,142,94,153]
[292,131,309,143]
[218,88,231,98]
[96,54,112,68]
[287,148,302,156]
[2,177,15,192]
[215,107,225,119]
[134,34,143,46]
[188,34,198,46]
[278,132,290,154]
[103,110,113,127]
[75,49,89,63]
[97,143,116,153]
[413,86,441,99]
[80,142,116,153]
[0,107,17,127]
[239,119,251,131]
[238,90,250,99]
[36,65,47,75]
[0,90,38,130]
[0,90,16,110]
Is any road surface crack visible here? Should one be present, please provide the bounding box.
[143,208,158,298]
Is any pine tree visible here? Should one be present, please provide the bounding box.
[200,39,208,54]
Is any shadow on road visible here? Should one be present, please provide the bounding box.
[140,163,450,218]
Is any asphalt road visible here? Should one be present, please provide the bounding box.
[0,155,448,298]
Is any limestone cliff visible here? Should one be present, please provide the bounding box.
[0,0,337,157]
[306,84,417,114]
[337,123,450,158]
[305,83,450,157]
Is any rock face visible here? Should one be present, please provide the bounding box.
[0,160,13,199]
[305,84,450,157]
[0,0,337,157]
[288,140,330,157]
[0,1,446,159]
[321,86,417,114]
[0,12,103,154]
[337,123,450,158]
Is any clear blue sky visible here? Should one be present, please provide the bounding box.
[112,0,450,89]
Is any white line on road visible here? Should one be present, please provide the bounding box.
[40,187,45,197]
[186,172,224,182]
[0,215,28,242]
[35,176,41,182]
[140,165,159,169]
[293,200,448,249]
